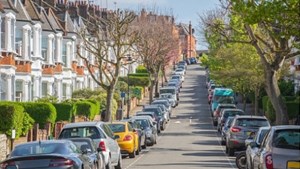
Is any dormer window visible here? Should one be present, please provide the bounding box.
[1,13,16,52]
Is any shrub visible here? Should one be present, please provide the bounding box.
[128,73,149,77]
[53,103,74,122]
[21,113,34,136]
[21,102,57,129]
[87,99,101,120]
[90,93,118,120]
[136,65,148,73]
[130,86,144,100]
[72,89,102,99]
[278,80,294,96]
[0,103,24,138]
[286,101,300,120]
[119,76,150,87]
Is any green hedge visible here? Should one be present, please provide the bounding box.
[21,113,34,136]
[21,102,57,129]
[136,65,148,73]
[263,96,300,124]
[130,86,144,100]
[87,99,101,120]
[0,103,24,138]
[128,73,149,77]
[53,103,74,122]
[119,76,150,87]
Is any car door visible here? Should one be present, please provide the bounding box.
[253,130,271,169]
[102,124,119,163]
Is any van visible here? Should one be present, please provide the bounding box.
[211,88,235,113]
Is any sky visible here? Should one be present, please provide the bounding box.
[95,0,221,50]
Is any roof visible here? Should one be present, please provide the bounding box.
[234,115,268,120]
[63,121,103,128]
[24,0,40,21]
[2,0,17,11]
[271,125,300,130]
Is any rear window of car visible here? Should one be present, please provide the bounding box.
[235,118,269,128]
[224,111,243,118]
[258,129,269,144]
[160,89,176,94]
[273,129,300,149]
[11,143,69,156]
[59,127,104,139]
[135,119,150,128]
[143,108,162,116]
[108,124,125,133]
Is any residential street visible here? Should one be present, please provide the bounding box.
[123,64,237,169]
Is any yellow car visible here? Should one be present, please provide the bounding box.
[107,122,139,158]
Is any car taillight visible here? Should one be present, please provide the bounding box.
[230,127,241,132]
[0,161,15,168]
[265,154,273,169]
[99,140,106,152]
[123,135,133,141]
[49,158,74,167]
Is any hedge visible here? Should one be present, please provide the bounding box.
[90,93,118,120]
[21,102,57,129]
[130,86,144,100]
[0,103,24,138]
[263,96,300,124]
[119,76,150,87]
[53,103,74,122]
[87,99,101,120]
[128,73,149,77]
[136,65,148,73]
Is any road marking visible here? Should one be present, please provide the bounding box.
[174,121,181,124]
[124,153,145,169]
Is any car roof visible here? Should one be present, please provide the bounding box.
[131,116,154,121]
[222,108,243,112]
[271,125,300,130]
[63,121,104,128]
[160,87,176,90]
[234,115,268,120]
[107,121,127,125]
[137,111,155,115]
[67,137,94,143]
[15,140,71,146]
[144,105,161,109]
[218,104,236,107]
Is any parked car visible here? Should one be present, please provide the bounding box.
[225,116,270,156]
[0,140,92,169]
[69,138,106,169]
[221,116,235,145]
[189,57,197,64]
[159,93,178,108]
[150,104,169,125]
[213,104,237,126]
[252,125,300,169]
[142,105,166,132]
[167,82,181,93]
[217,108,244,131]
[131,116,158,146]
[107,122,139,158]
[159,86,179,101]
[58,121,122,169]
[211,88,235,113]
[208,90,214,104]
[171,74,184,83]
[173,68,185,75]
[152,99,172,119]
[121,118,147,150]
[245,126,270,169]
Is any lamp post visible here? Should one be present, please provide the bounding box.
[126,56,132,119]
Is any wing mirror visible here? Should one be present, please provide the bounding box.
[114,135,120,140]
[245,138,254,146]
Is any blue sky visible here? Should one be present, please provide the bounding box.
[96,0,221,50]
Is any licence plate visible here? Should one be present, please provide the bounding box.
[287,161,300,169]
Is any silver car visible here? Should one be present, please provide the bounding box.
[131,116,158,146]
[159,93,178,108]
[217,108,245,132]
[221,116,235,145]
[226,116,270,156]
[245,126,270,169]
[252,125,300,169]
[58,121,122,169]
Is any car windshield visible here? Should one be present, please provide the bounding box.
[171,76,180,80]
[273,129,300,149]
[143,108,162,116]
[160,89,175,94]
[214,96,235,104]
[161,95,172,99]
[224,111,243,118]
[168,83,176,87]
[107,124,125,133]
[236,119,269,128]
[135,119,150,128]
[11,143,68,156]
[59,127,102,139]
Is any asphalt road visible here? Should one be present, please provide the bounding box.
[122,64,237,169]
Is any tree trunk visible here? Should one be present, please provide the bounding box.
[149,80,155,104]
[264,68,289,124]
[163,67,168,83]
[254,87,260,116]
[242,94,247,113]
[105,87,115,122]
[155,80,159,97]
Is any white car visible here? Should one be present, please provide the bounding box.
[174,68,185,75]
[159,93,178,107]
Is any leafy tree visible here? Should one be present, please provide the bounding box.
[200,0,300,124]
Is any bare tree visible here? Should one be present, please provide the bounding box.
[133,11,179,103]
[77,9,138,122]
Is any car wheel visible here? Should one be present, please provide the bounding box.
[136,144,140,155]
[213,121,218,126]
[235,151,246,169]
[221,138,226,145]
[142,139,147,149]
[114,153,122,169]
[129,150,136,158]
[225,145,229,154]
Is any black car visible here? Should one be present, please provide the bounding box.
[1,140,92,169]
[69,138,105,169]
[121,118,147,150]
[136,111,161,133]
[142,105,166,133]
[131,116,158,146]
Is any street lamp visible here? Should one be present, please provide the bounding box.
[126,56,132,119]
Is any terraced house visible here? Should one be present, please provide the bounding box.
[0,0,117,102]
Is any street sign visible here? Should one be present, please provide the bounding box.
[121,92,126,98]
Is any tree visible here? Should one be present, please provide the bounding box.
[200,0,300,124]
[133,10,179,103]
[77,10,138,122]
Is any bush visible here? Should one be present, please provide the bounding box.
[130,86,144,100]
[136,65,148,73]
[286,101,300,120]
[91,93,118,120]
[53,103,74,122]
[21,113,34,136]
[87,99,101,120]
[72,89,102,99]
[278,80,294,96]
[128,73,149,77]
[21,102,57,129]
[0,103,24,138]
[120,76,150,87]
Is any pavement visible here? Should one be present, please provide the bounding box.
[122,64,238,169]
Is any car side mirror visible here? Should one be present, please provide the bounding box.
[249,141,258,148]
[245,138,254,146]
[82,149,88,154]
